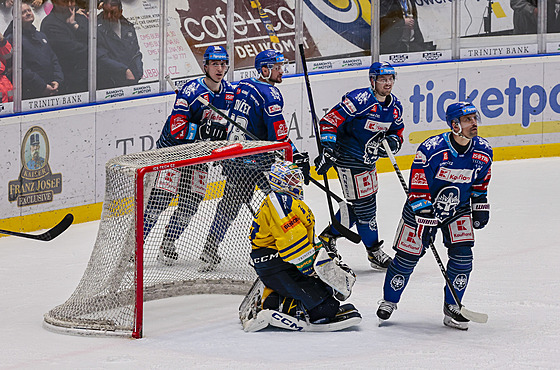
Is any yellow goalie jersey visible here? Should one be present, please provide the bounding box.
[249,191,317,275]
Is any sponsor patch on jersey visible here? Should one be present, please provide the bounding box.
[191,169,208,196]
[225,93,234,101]
[371,105,378,112]
[170,116,187,135]
[448,215,474,243]
[281,215,301,232]
[396,223,423,256]
[473,152,489,163]
[175,98,189,109]
[393,108,399,119]
[443,151,449,161]
[354,169,378,199]
[342,98,357,113]
[410,169,429,189]
[155,168,181,193]
[436,167,473,183]
[323,110,344,126]
[236,88,241,95]
[273,120,288,138]
[364,119,390,132]
[414,150,427,164]
[268,104,281,114]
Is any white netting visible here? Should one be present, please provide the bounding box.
[44,141,287,337]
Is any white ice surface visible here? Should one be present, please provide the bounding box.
[1,157,559,369]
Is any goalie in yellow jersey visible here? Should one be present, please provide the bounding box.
[239,161,361,332]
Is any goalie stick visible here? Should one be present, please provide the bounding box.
[298,44,361,244]
[381,139,488,324]
[0,213,74,241]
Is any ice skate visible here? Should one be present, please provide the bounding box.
[199,244,222,272]
[318,225,341,258]
[157,238,178,266]
[443,303,469,330]
[366,240,392,270]
[377,299,397,323]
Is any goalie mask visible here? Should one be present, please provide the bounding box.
[269,161,304,200]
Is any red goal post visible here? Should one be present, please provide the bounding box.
[44,140,292,338]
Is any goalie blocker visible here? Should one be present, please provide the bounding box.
[240,161,361,332]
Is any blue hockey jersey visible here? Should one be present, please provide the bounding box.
[157,77,235,148]
[319,87,404,167]
[408,132,493,222]
[227,77,295,151]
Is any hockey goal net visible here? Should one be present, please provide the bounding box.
[43,140,291,338]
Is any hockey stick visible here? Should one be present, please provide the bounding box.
[165,74,179,94]
[381,140,488,323]
[249,0,280,44]
[0,213,74,241]
[298,44,361,244]
[195,95,351,208]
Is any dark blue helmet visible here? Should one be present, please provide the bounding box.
[255,49,286,72]
[446,102,479,128]
[369,62,396,80]
[203,46,229,65]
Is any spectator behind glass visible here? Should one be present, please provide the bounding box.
[380,0,434,54]
[96,0,142,89]
[0,32,13,102]
[511,0,538,34]
[548,0,560,33]
[4,3,64,99]
[41,0,88,94]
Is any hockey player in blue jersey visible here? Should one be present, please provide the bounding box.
[376,102,492,330]
[198,49,310,271]
[314,62,404,270]
[143,45,235,265]
[239,161,360,332]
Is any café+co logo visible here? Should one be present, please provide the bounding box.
[8,126,63,207]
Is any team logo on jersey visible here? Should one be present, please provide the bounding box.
[184,81,198,96]
[472,152,489,164]
[175,98,189,109]
[355,91,370,104]
[8,126,63,207]
[453,274,468,291]
[170,115,187,135]
[342,98,357,113]
[410,169,429,189]
[424,136,443,151]
[273,120,288,138]
[268,104,281,114]
[434,186,460,220]
[414,150,427,164]
[371,105,377,112]
[390,274,406,291]
[323,110,344,126]
[269,87,281,101]
[436,167,473,183]
[236,88,242,95]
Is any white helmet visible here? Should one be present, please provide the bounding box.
[269,161,304,200]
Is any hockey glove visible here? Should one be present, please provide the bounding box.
[314,147,337,176]
[378,134,401,158]
[412,200,438,247]
[293,152,311,185]
[471,195,490,229]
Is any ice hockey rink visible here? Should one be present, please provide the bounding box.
[1,157,559,369]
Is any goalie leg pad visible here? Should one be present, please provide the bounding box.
[313,248,356,300]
